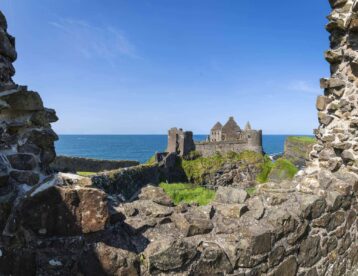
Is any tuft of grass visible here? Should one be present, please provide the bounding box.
[77,171,96,177]
[159,182,215,206]
[146,155,156,165]
[256,156,274,183]
[182,151,265,185]
[287,136,316,144]
[245,187,257,197]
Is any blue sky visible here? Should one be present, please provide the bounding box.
[1,0,330,134]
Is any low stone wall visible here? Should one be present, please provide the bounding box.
[92,164,161,200]
[195,141,263,157]
[51,156,139,173]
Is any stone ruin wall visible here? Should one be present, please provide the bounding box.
[166,127,195,156]
[0,11,58,230]
[297,0,358,195]
[195,129,263,157]
[195,138,263,157]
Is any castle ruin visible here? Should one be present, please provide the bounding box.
[166,127,195,157]
[196,116,263,157]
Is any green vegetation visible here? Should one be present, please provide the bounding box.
[287,136,316,144]
[146,155,156,165]
[245,187,257,196]
[77,171,96,177]
[159,182,215,206]
[183,150,202,160]
[268,158,299,181]
[181,151,265,184]
[256,155,274,183]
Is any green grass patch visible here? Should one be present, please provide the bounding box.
[159,182,215,206]
[245,187,257,196]
[146,155,156,165]
[77,171,96,177]
[268,158,299,181]
[287,136,316,144]
[182,151,265,185]
[256,155,274,183]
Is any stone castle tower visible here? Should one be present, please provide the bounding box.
[166,128,195,157]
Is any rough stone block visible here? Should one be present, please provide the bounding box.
[316,96,328,111]
[214,186,248,204]
[7,154,36,171]
[4,90,43,111]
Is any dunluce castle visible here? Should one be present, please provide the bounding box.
[167,116,263,157]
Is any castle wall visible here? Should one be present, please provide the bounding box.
[195,141,263,157]
[196,130,263,157]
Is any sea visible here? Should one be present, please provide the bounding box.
[55,135,308,164]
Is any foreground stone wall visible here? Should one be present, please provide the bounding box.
[195,141,263,157]
[51,155,139,173]
[0,11,58,232]
[297,0,358,195]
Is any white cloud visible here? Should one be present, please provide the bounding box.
[288,80,319,94]
[50,18,137,61]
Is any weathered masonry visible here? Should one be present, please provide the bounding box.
[196,116,263,157]
[166,117,263,158]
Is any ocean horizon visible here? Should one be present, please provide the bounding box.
[55,134,314,163]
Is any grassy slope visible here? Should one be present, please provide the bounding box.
[181,151,265,184]
[287,136,316,144]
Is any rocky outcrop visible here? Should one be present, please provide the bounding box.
[51,155,139,173]
[284,136,316,168]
